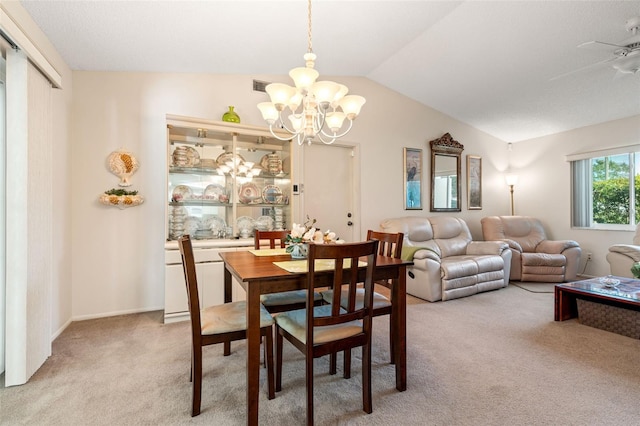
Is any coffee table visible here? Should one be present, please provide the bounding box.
[555,276,640,323]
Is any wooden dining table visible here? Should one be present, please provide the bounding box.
[219,249,412,425]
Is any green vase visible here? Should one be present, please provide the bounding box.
[222,106,241,123]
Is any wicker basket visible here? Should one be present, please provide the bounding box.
[576,299,640,339]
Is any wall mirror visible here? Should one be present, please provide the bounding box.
[430,133,463,212]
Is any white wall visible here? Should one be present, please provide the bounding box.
[512,115,640,278]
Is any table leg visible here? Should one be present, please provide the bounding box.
[393,266,407,391]
[246,281,261,425]
[224,268,232,356]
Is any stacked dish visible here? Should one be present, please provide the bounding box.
[169,206,188,239]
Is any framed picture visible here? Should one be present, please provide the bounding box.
[403,147,422,210]
[467,155,482,210]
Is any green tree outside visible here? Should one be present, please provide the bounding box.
[592,156,640,224]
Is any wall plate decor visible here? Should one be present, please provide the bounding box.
[107,149,139,187]
[467,155,482,210]
[403,147,422,210]
[99,188,144,209]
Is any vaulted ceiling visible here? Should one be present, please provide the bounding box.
[19,0,640,143]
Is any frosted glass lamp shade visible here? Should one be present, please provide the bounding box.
[257,102,279,124]
[288,114,303,132]
[310,81,342,107]
[339,95,366,119]
[266,83,296,109]
[505,174,519,186]
[325,111,346,132]
[289,67,319,90]
[331,84,349,109]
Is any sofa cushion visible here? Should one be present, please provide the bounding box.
[521,252,565,267]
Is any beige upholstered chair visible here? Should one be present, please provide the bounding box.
[607,223,640,278]
[481,216,581,282]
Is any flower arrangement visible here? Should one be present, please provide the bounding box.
[285,216,341,257]
[631,262,640,279]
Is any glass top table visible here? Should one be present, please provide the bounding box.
[554,276,640,321]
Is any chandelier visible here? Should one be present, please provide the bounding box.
[257,0,365,146]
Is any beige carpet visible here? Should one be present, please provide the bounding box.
[2,284,640,425]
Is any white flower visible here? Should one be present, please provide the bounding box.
[302,227,316,241]
[290,223,306,239]
[312,230,324,243]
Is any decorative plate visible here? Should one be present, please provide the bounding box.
[262,185,283,204]
[203,184,226,201]
[172,185,192,201]
[238,182,261,204]
[216,152,245,167]
[185,146,200,166]
[202,215,226,234]
[183,216,201,236]
[237,216,256,233]
[255,216,275,232]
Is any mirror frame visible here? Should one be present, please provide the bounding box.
[429,133,464,212]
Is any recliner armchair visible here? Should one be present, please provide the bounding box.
[481,216,581,282]
[607,223,640,278]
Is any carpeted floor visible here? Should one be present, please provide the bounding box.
[2,283,640,425]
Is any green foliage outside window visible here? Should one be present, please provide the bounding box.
[591,156,640,225]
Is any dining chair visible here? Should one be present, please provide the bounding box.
[178,235,275,417]
[274,240,379,425]
[254,229,323,314]
[321,230,404,376]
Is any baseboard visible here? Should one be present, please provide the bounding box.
[71,306,164,322]
[51,318,73,342]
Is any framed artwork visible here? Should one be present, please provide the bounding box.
[467,155,482,210]
[403,147,422,210]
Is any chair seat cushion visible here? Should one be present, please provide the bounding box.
[260,290,323,307]
[275,305,363,344]
[319,288,391,310]
[201,301,274,335]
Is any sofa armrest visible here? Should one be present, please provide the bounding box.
[402,246,441,263]
[608,244,640,262]
[467,241,509,256]
[499,238,523,252]
[536,239,579,254]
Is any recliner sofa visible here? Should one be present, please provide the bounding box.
[380,216,511,302]
[481,216,581,282]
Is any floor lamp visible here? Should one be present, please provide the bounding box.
[505,174,519,215]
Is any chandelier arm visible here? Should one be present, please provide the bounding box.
[274,114,301,137]
[268,124,295,142]
[316,132,337,145]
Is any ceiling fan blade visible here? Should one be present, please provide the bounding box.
[578,40,627,50]
[550,56,617,81]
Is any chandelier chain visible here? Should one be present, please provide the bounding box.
[307,0,313,53]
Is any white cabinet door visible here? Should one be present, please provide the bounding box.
[164,264,188,315]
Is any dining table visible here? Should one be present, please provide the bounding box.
[219,248,412,425]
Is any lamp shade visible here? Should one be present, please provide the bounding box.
[289,66,319,90]
[310,81,342,107]
[266,83,296,109]
[257,102,279,124]
[325,111,347,132]
[505,174,519,186]
[339,95,366,119]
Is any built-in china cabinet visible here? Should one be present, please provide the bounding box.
[164,114,292,322]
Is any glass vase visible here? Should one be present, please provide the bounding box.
[222,105,241,123]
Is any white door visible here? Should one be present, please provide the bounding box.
[303,143,357,242]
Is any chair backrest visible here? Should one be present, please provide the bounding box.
[481,216,547,252]
[178,235,202,345]
[307,240,379,340]
[254,229,289,249]
[367,230,404,259]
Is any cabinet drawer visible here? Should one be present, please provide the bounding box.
[165,247,237,264]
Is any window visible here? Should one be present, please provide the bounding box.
[571,150,640,228]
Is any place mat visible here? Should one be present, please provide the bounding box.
[273,259,367,273]
[249,248,288,256]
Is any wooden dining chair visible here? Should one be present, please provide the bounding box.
[178,235,275,417]
[321,230,404,376]
[274,240,379,425]
[254,229,323,314]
